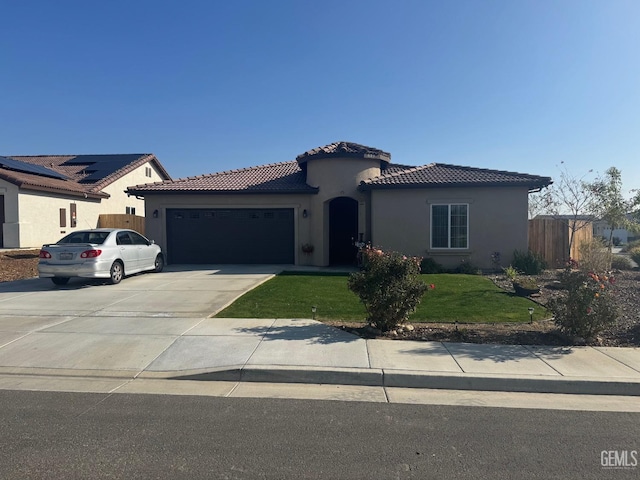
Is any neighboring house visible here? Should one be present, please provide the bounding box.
[127,141,552,269]
[592,215,638,245]
[0,154,171,248]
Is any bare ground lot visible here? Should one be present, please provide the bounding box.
[0,249,39,283]
[1,250,638,346]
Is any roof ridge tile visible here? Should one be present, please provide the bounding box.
[365,163,434,183]
[433,162,547,179]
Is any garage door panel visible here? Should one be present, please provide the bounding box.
[167,208,294,264]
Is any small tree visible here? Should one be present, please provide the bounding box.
[348,248,429,332]
[529,163,595,255]
[586,167,640,260]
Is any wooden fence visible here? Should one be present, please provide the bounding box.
[528,218,592,267]
[97,214,145,235]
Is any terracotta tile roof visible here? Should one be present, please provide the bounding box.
[0,154,171,199]
[362,163,552,191]
[127,160,319,195]
[296,141,391,164]
[126,143,551,196]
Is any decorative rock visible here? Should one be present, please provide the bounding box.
[405,324,415,332]
[390,330,398,336]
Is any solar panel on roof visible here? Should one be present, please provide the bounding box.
[63,154,144,165]
[0,156,69,180]
[63,154,144,183]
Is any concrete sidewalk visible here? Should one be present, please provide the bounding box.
[0,316,639,396]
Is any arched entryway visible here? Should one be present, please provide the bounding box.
[329,196,358,265]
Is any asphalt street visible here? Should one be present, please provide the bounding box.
[1,390,638,480]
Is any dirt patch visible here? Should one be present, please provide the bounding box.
[0,250,40,283]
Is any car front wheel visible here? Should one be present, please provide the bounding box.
[154,254,164,273]
[109,261,124,285]
[51,277,69,286]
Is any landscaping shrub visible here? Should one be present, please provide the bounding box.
[512,250,547,275]
[420,257,443,274]
[502,265,518,281]
[578,238,611,273]
[453,259,481,275]
[621,239,640,253]
[548,269,617,339]
[630,248,640,267]
[610,255,633,271]
[348,247,429,332]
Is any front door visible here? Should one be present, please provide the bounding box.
[329,197,358,265]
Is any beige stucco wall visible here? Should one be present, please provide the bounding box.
[370,186,530,270]
[16,192,102,247]
[306,157,380,265]
[102,161,166,214]
[4,162,165,248]
[0,180,20,247]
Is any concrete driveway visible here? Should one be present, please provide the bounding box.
[0,265,287,376]
[0,265,279,318]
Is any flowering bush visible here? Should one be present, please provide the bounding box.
[548,269,617,339]
[348,247,430,332]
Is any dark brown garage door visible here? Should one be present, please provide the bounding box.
[166,208,295,264]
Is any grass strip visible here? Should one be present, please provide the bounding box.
[216,273,546,323]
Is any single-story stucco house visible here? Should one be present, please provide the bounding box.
[127,141,552,270]
[0,154,171,248]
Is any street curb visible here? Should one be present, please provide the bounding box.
[382,370,640,396]
[168,366,640,396]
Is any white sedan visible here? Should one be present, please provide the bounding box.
[38,228,164,286]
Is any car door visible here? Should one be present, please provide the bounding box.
[116,231,139,273]
[130,231,155,270]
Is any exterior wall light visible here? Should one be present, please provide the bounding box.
[302,209,308,218]
[153,209,159,218]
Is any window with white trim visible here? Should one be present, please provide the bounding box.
[431,204,468,249]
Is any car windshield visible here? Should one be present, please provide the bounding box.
[57,231,110,245]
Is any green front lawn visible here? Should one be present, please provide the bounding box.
[216,272,547,323]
